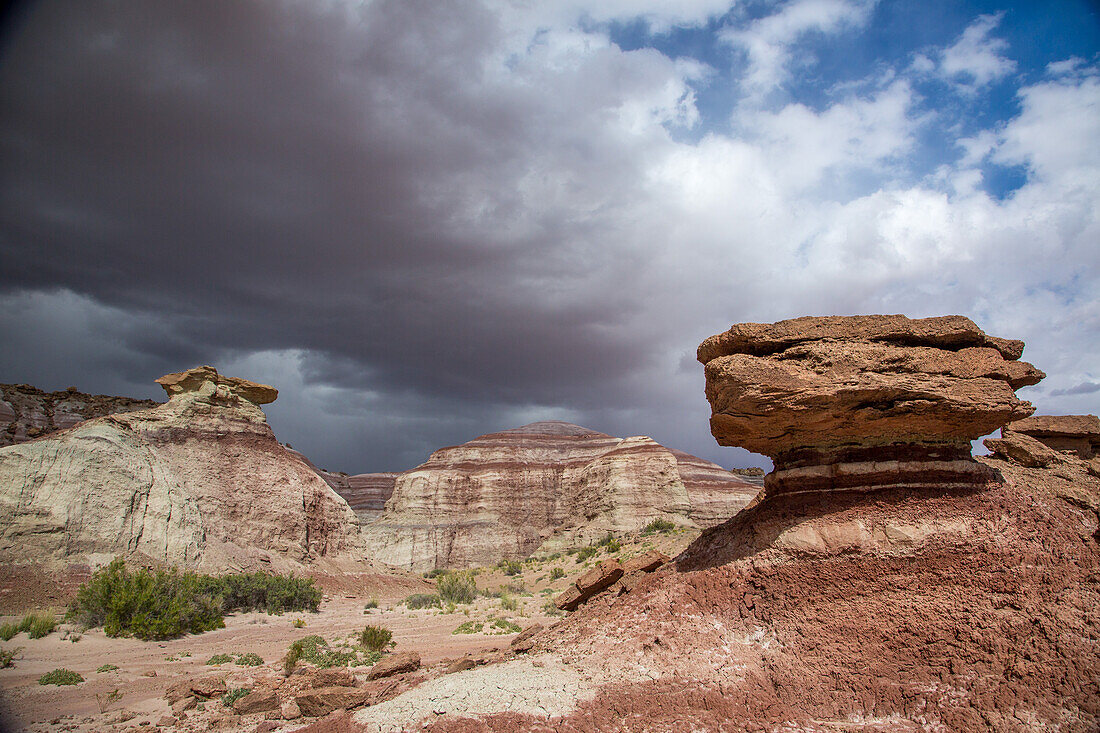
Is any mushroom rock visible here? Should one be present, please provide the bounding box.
[0,366,365,572]
[697,315,1044,496]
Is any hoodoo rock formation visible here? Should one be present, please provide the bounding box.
[362,421,759,571]
[0,366,365,573]
[0,382,158,447]
[697,314,1044,495]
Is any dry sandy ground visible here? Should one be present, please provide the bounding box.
[0,531,694,733]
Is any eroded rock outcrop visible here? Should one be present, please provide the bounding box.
[362,421,759,571]
[0,366,365,572]
[697,315,1044,495]
[323,472,397,523]
[1005,414,1100,458]
[0,383,158,447]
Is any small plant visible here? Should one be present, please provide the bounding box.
[575,546,598,563]
[165,651,191,661]
[293,618,306,628]
[437,571,477,604]
[6,612,58,640]
[236,652,263,666]
[606,538,621,552]
[404,593,441,610]
[95,688,123,713]
[0,623,17,641]
[500,594,518,611]
[363,598,379,611]
[283,635,360,675]
[498,559,522,576]
[360,625,392,652]
[424,568,447,579]
[96,663,119,673]
[642,518,676,535]
[489,617,521,634]
[222,688,251,708]
[542,599,562,616]
[38,668,83,686]
[452,620,483,635]
[549,567,566,580]
[0,647,21,668]
[206,653,234,665]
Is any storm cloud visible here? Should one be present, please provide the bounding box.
[2,1,1098,472]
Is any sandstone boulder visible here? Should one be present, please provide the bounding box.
[233,689,280,715]
[509,623,544,653]
[367,651,421,680]
[556,559,624,611]
[0,366,365,572]
[294,686,369,717]
[984,432,1060,468]
[698,315,1043,495]
[621,550,668,574]
[363,421,759,571]
[1003,414,1100,459]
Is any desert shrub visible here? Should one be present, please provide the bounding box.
[236,652,263,666]
[363,598,379,610]
[424,568,446,579]
[38,668,83,686]
[293,618,306,628]
[360,625,392,652]
[0,647,21,668]
[96,663,119,673]
[498,560,522,576]
[499,594,518,611]
[489,617,521,633]
[404,593,441,609]
[283,635,360,675]
[549,567,566,580]
[606,538,621,552]
[222,688,251,707]
[542,599,562,616]
[452,620,482,635]
[67,559,321,640]
[206,653,233,665]
[574,546,598,563]
[0,623,18,641]
[642,518,675,535]
[437,571,476,604]
[4,612,57,640]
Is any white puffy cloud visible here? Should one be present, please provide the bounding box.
[935,13,1017,89]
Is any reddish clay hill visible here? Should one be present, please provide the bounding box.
[313,316,1098,733]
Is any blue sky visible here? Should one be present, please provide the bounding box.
[1,0,1098,472]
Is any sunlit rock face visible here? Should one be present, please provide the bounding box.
[0,366,365,573]
[697,315,1044,496]
[362,421,759,572]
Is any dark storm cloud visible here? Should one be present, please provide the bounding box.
[0,0,730,470]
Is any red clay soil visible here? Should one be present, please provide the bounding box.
[419,457,1099,732]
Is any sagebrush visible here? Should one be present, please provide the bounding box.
[67,558,321,640]
[437,571,477,604]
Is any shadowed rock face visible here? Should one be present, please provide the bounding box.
[697,315,1044,496]
[320,472,398,522]
[1004,414,1100,459]
[0,383,158,447]
[362,421,759,571]
[0,366,364,572]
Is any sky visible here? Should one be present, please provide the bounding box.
[0,0,1098,474]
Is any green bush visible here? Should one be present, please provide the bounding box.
[403,593,441,610]
[606,538,621,552]
[206,653,234,665]
[222,688,251,708]
[363,598,379,610]
[542,599,563,616]
[489,617,521,633]
[0,623,16,641]
[642,518,676,535]
[575,546,598,563]
[0,612,58,640]
[39,668,83,686]
[437,571,476,604]
[423,568,446,579]
[96,663,119,673]
[67,559,321,640]
[236,652,263,666]
[283,635,361,675]
[0,647,21,668]
[549,567,566,580]
[360,625,392,652]
[498,560,522,576]
[499,594,518,611]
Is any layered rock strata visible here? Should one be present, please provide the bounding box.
[362,421,759,571]
[0,383,158,447]
[697,315,1044,495]
[0,366,365,572]
[323,472,397,523]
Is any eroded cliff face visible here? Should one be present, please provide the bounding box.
[362,421,759,571]
[0,383,159,447]
[0,366,365,573]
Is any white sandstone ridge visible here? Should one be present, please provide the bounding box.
[0,366,366,573]
[362,421,760,572]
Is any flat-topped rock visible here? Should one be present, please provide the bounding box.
[1003,414,1100,459]
[156,365,278,404]
[698,315,1043,495]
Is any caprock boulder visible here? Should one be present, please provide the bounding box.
[0,366,366,573]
